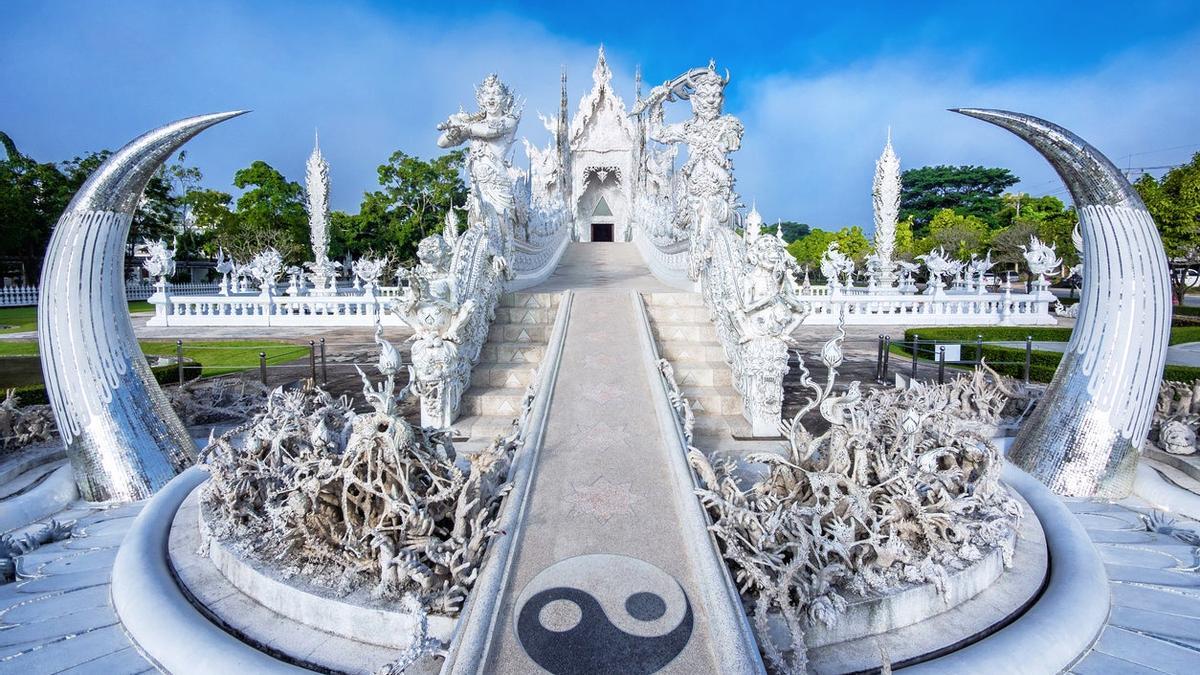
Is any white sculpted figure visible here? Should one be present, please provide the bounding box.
[215,247,234,296]
[736,229,811,426]
[1021,236,1062,295]
[645,61,744,230]
[352,255,389,295]
[917,246,956,295]
[393,234,478,428]
[739,229,809,341]
[968,252,995,294]
[437,74,522,272]
[247,248,284,294]
[896,259,920,294]
[820,241,855,290]
[141,238,176,289]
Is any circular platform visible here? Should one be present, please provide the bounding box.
[169,482,451,673]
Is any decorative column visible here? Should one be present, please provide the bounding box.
[872,129,900,288]
[305,131,337,295]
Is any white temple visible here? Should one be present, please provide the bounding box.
[532,47,674,242]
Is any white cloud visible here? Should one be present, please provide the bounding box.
[730,35,1200,231]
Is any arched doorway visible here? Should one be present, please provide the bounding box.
[590,197,614,242]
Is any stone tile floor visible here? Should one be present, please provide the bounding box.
[2,495,1199,673]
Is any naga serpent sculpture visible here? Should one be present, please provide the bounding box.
[38,111,247,502]
[953,109,1171,498]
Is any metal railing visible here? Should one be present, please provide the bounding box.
[874,333,1044,385]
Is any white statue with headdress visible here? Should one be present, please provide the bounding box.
[643,61,744,231]
[393,231,477,428]
[738,208,809,341]
[437,73,522,273]
[820,241,855,291]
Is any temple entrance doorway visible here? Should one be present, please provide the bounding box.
[591,222,614,242]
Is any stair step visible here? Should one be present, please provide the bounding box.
[665,362,732,387]
[499,292,561,309]
[494,307,557,324]
[452,414,518,440]
[642,292,705,308]
[644,306,711,323]
[657,340,726,362]
[471,363,538,388]
[459,387,529,416]
[488,323,552,343]
[481,342,546,363]
[650,322,719,343]
[681,385,743,416]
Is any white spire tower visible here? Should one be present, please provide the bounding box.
[872,127,901,287]
[306,130,331,266]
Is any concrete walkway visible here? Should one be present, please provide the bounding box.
[481,289,726,673]
[529,243,679,293]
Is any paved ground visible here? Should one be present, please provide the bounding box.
[529,243,679,293]
[481,290,726,673]
[3,248,1199,673]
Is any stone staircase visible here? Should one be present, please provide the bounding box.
[641,292,753,442]
[453,292,560,444]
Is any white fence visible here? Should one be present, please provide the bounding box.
[800,289,1056,325]
[1,281,226,307]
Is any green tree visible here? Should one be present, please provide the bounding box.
[61,150,194,255]
[1135,152,1200,303]
[893,216,916,259]
[778,221,810,243]
[834,225,871,263]
[787,229,837,269]
[995,193,1079,269]
[0,132,72,283]
[208,161,309,263]
[900,165,1019,233]
[349,150,467,262]
[918,209,989,259]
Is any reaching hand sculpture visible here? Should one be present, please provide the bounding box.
[645,61,744,232]
[437,74,522,272]
[393,233,478,428]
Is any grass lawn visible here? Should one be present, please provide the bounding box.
[0,300,154,334]
[0,340,308,378]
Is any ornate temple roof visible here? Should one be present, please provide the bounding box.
[568,46,639,154]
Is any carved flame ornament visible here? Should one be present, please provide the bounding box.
[953,108,1171,498]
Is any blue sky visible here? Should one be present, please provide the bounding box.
[3,1,1199,232]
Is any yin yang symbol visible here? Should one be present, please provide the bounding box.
[514,554,694,675]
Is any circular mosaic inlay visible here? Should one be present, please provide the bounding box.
[513,554,694,675]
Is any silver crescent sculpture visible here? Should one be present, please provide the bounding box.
[38,111,248,502]
[953,108,1171,498]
